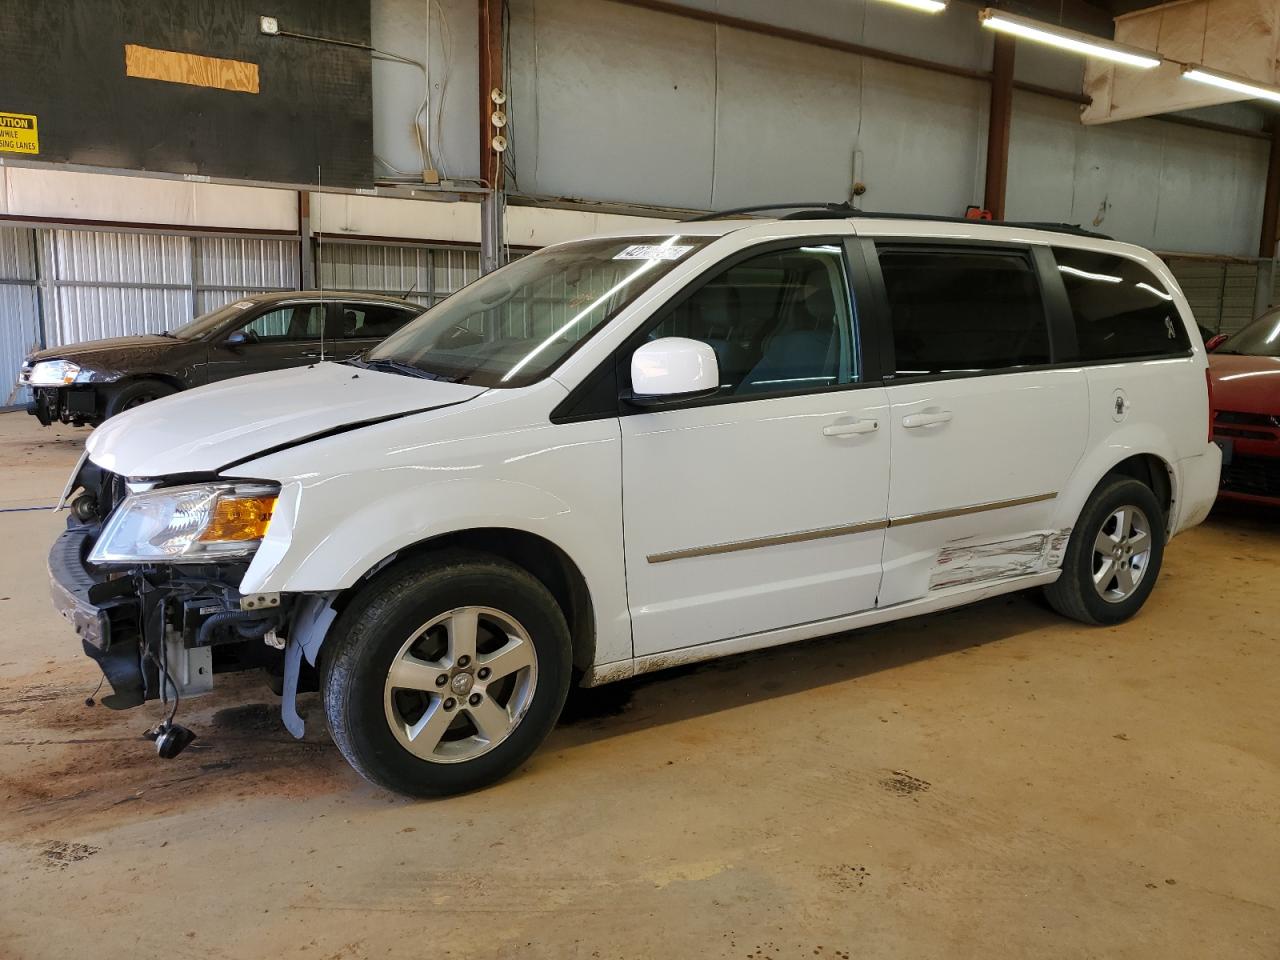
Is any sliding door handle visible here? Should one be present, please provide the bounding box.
[902,410,953,429]
[823,419,879,438]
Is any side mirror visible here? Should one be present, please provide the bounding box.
[1205,333,1228,352]
[627,337,720,406]
[225,331,249,346]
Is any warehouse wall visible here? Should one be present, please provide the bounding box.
[367,0,1270,258]
[1008,93,1269,257]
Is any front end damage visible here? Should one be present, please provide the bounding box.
[49,461,328,757]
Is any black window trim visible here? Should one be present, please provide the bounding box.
[551,234,882,423]
[863,237,1069,386]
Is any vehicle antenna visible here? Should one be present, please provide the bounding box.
[316,162,326,363]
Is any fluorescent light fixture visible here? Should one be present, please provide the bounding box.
[1181,64,1280,105]
[875,0,948,12]
[979,9,1161,69]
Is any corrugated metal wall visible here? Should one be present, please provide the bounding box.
[39,231,301,346]
[317,240,481,308]
[3,226,486,408]
[195,237,302,314]
[1165,257,1265,336]
[0,227,41,407]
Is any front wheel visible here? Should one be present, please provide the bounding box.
[104,378,176,418]
[1044,477,1166,626]
[321,552,572,797]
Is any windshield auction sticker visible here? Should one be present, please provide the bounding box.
[0,113,39,154]
[614,244,693,261]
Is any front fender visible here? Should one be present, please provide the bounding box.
[229,402,630,667]
[246,474,577,593]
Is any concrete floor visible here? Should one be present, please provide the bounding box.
[0,410,1276,959]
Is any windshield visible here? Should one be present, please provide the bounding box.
[1218,311,1280,358]
[170,300,257,340]
[366,236,710,387]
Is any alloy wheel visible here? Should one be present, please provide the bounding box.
[1091,505,1153,603]
[382,606,538,763]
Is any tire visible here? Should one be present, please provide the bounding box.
[104,379,176,418]
[321,551,572,797]
[1044,476,1166,626]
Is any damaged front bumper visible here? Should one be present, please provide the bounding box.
[47,524,304,722]
[28,386,99,426]
[48,526,143,707]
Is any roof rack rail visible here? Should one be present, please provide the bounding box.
[683,202,854,222]
[683,202,1112,240]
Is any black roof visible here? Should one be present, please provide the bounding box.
[685,202,1112,241]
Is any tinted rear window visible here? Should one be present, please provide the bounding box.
[1053,248,1190,361]
[878,247,1050,376]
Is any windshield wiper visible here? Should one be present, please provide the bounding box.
[357,357,447,380]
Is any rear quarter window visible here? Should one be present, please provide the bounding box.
[1053,247,1190,361]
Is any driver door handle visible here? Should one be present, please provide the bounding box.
[902,410,953,429]
[823,419,879,438]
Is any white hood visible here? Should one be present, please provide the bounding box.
[86,362,486,477]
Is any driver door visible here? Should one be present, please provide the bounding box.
[205,301,330,383]
[620,241,891,656]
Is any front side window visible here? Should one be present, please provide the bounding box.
[1053,247,1189,360]
[367,236,711,387]
[646,243,856,395]
[879,247,1049,377]
[239,304,325,342]
[338,303,415,340]
[1217,310,1280,358]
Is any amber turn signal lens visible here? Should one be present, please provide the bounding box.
[197,495,276,543]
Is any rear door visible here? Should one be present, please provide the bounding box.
[619,239,891,656]
[205,300,329,382]
[867,240,1089,606]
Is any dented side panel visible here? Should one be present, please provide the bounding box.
[928,527,1072,591]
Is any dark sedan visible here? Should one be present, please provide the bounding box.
[19,291,422,426]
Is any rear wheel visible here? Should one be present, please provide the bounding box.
[104,379,176,418]
[1045,477,1165,625]
[322,552,572,797]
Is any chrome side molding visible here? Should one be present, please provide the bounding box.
[646,492,1058,563]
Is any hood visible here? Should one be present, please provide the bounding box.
[28,335,179,365]
[86,362,486,477]
[1209,353,1280,414]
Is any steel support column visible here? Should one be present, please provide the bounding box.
[478,0,506,275]
[983,34,1016,221]
[1254,122,1280,318]
[298,191,315,291]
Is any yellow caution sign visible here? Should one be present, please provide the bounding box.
[0,113,39,155]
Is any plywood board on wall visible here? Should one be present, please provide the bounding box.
[1083,0,1280,124]
[124,44,259,95]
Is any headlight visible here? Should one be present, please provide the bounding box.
[25,359,96,386]
[88,483,279,564]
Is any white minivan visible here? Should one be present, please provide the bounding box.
[50,210,1221,796]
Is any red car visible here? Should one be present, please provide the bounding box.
[1209,309,1280,504]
